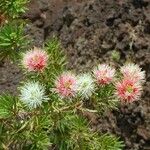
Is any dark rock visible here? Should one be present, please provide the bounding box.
[137,126,150,141]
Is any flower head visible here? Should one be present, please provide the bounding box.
[20,81,48,109]
[93,64,115,85]
[115,78,142,103]
[54,72,77,98]
[22,47,48,72]
[76,73,95,99]
[120,63,145,83]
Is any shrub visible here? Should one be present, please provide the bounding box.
[0,0,29,18]
[0,38,145,149]
[0,1,145,150]
[0,22,29,61]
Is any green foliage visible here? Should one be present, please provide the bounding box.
[0,0,29,18]
[98,134,124,150]
[0,94,16,119]
[0,92,124,149]
[93,84,119,113]
[23,131,51,150]
[45,37,67,76]
[50,112,124,150]
[0,22,29,61]
[0,107,52,149]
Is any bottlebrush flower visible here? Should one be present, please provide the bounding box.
[20,81,48,109]
[93,64,115,85]
[76,73,95,98]
[115,78,142,103]
[54,72,77,98]
[120,63,145,83]
[22,47,48,72]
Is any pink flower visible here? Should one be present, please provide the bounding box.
[120,63,145,83]
[93,64,115,85]
[22,47,48,72]
[54,72,77,98]
[115,78,142,103]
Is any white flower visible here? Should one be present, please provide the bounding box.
[20,81,48,109]
[76,74,95,99]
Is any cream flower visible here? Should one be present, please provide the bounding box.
[76,73,95,99]
[20,81,48,109]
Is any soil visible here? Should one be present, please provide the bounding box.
[0,0,150,149]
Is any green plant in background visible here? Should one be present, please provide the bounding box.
[0,22,29,61]
[0,0,29,62]
[0,0,29,18]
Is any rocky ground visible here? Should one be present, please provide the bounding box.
[0,0,150,149]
